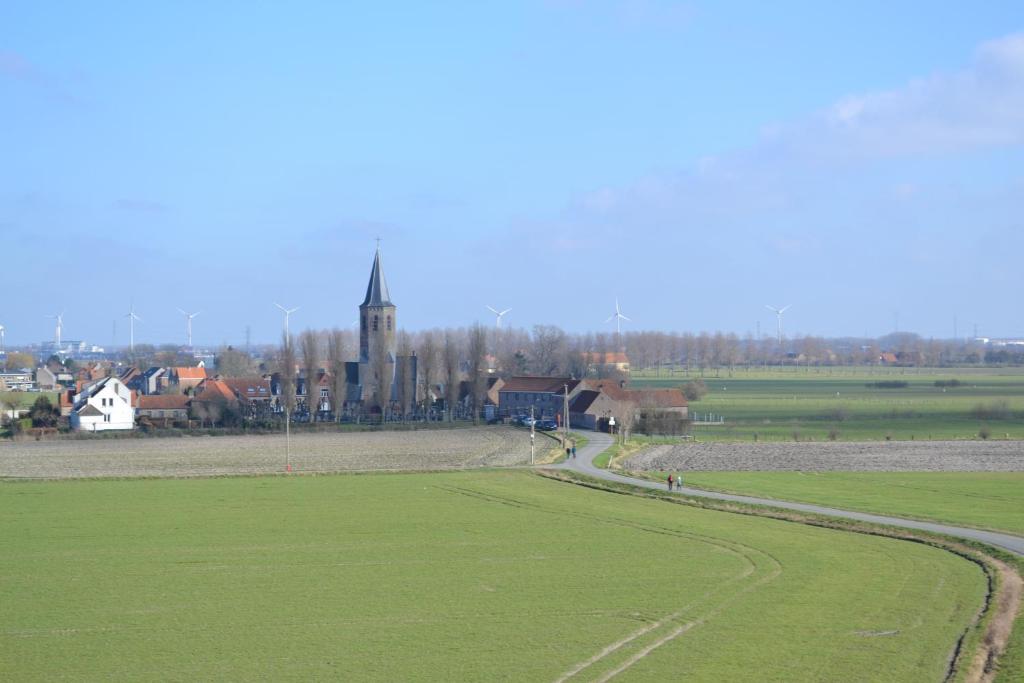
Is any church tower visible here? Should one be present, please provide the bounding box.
[359,245,396,365]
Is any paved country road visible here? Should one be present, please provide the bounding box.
[556,431,1024,557]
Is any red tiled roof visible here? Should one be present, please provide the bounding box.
[583,380,686,408]
[221,378,272,399]
[194,379,237,402]
[583,380,630,400]
[174,367,207,380]
[137,394,191,410]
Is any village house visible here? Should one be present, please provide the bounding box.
[0,371,34,391]
[585,379,689,418]
[169,366,207,391]
[70,377,135,431]
[583,351,631,376]
[34,366,58,391]
[135,394,191,425]
[221,377,273,403]
[190,379,241,425]
[141,367,169,395]
[497,376,584,421]
[568,388,626,431]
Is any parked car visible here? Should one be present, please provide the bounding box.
[536,419,557,431]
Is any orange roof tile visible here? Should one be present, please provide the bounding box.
[137,394,191,410]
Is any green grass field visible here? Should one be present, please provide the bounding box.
[1,470,987,681]
[631,366,1024,441]
[0,391,58,410]
[675,471,1024,537]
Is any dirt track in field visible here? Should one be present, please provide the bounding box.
[623,440,1024,472]
[0,427,533,479]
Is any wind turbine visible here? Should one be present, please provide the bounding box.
[486,305,511,329]
[605,298,631,337]
[765,304,791,345]
[125,304,142,354]
[0,324,5,354]
[48,312,65,346]
[274,303,299,338]
[177,309,200,347]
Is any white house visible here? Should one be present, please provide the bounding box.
[70,377,135,432]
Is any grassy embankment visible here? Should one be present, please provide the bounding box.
[631,366,1024,442]
[0,470,987,681]
[673,471,1024,537]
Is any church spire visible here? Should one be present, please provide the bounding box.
[361,243,393,307]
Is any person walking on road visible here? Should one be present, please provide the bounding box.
[571,444,577,459]
[667,473,673,491]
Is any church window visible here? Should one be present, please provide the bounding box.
[387,316,392,331]
[373,315,379,331]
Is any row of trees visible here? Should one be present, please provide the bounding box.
[258,325,1017,425]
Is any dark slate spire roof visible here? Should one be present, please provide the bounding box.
[361,246,393,307]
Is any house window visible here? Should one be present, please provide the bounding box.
[373,315,379,331]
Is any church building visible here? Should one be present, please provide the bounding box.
[344,246,417,415]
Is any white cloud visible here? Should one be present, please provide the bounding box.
[789,32,1024,160]
[569,32,1024,224]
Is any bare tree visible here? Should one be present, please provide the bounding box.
[277,332,297,420]
[372,342,391,421]
[395,331,415,421]
[327,328,348,422]
[443,330,460,422]
[417,331,438,418]
[466,324,487,424]
[530,325,567,375]
[299,330,321,420]
[214,346,253,377]
[611,399,636,446]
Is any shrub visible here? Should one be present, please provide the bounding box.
[978,425,991,440]
[865,381,908,389]
[29,396,59,428]
[681,379,708,402]
[934,379,963,388]
[827,427,839,441]
[971,401,1011,421]
[826,406,849,422]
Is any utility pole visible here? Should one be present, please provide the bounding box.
[285,405,292,472]
[530,404,535,465]
[562,383,571,450]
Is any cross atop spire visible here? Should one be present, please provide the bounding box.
[361,243,393,307]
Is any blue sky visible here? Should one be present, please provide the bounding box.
[2,1,1022,346]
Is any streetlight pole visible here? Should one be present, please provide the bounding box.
[562,383,571,450]
[530,404,535,465]
[285,403,292,472]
